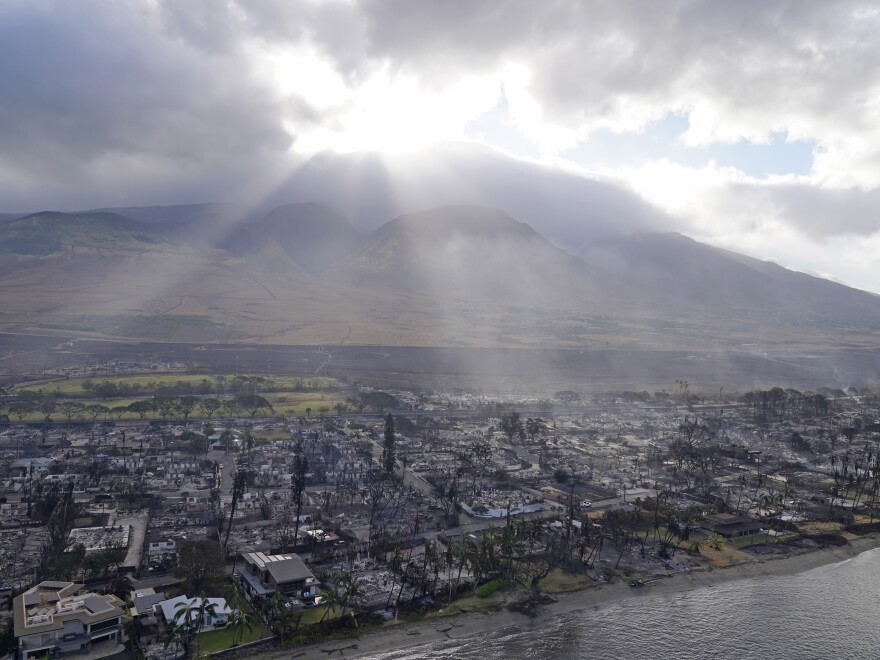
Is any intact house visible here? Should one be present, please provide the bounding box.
[239,551,320,604]
[12,581,125,660]
[157,596,232,631]
[702,513,763,539]
[129,588,166,627]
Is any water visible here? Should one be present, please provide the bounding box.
[363,548,880,659]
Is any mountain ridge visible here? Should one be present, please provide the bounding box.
[0,202,877,351]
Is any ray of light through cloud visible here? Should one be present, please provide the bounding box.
[1,0,880,293]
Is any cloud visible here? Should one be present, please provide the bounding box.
[614,158,880,293]
[0,0,296,208]
[1,0,879,296]
[210,143,672,246]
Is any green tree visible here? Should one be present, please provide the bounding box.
[85,404,109,422]
[177,396,198,420]
[128,399,154,421]
[39,398,56,422]
[58,401,84,423]
[319,585,340,623]
[162,621,185,656]
[174,540,225,596]
[222,579,246,611]
[173,597,217,658]
[264,592,302,642]
[198,397,222,418]
[155,396,178,420]
[228,608,255,647]
[9,401,35,421]
[336,571,363,626]
[234,394,273,418]
[706,533,725,550]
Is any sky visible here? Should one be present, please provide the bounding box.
[2,1,880,293]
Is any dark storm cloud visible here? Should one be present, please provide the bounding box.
[0,0,296,208]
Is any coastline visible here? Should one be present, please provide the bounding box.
[277,534,880,659]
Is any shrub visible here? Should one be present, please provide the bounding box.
[476,577,510,598]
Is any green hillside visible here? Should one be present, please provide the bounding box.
[0,211,174,255]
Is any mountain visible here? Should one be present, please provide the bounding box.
[0,203,878,354]
[0,211,173,255]
[0,212,24,224]
[578,231,880,323]
[223,203,362,275]
[329,205,635,308]
[87,203,236,226]
[239,144,670,249]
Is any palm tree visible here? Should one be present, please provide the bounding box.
[173,600,198,656]
[163,621,185,656]
[319,585,340,623]
[336,571,363,626]
[174,597,217,658]
[222,579,246,611]
[262,593,300,641]
[229,609,255,647]
[195,597,218,631]
[193,598,218,658]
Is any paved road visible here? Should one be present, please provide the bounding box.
[422,506,562,543]
[208,448,235,494]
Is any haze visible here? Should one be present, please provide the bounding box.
[2,1,880,293]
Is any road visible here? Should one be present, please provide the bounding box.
[420,506,563,542]
[208,448,236,493]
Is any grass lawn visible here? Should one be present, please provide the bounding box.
[6,371,347,422]
[18,373,341,396]
[263,392,346,416]
[300,605,342,625]
[539,568,596,593]
[195,619,270,656]
[425,592,505,619]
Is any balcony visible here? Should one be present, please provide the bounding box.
[56,633,90,652]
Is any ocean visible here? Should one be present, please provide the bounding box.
[361,547,880,659]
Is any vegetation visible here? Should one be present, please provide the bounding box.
[475,577,510,598]
[4,373,343,421]
[196,621,267,655]
[174,540,226,596]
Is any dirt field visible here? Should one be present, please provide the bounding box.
[3,331,880,394]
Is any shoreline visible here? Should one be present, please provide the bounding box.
[278,533,880,659]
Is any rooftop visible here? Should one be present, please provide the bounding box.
[13,582,125,637]
[244,551,315,584]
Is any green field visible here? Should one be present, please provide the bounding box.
[19,373,340,396]
[300,604,342,625]
[4,372,347,422]
[262,392,346,416]
[196,618,270,655]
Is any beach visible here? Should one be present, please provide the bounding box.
[275,534,880,659]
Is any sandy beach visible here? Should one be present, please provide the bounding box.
[272,534,880,659]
